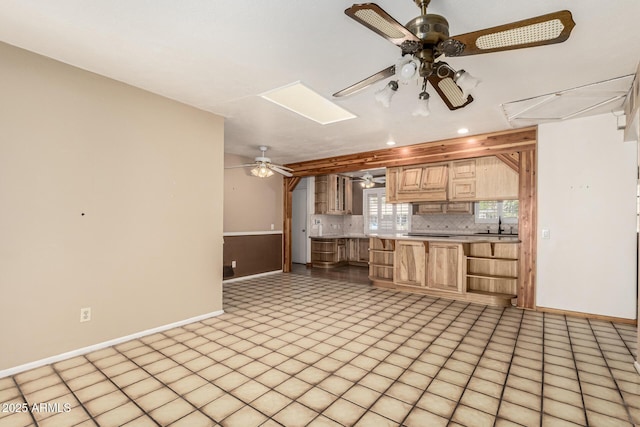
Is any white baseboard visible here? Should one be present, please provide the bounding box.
[0,309,224,379]
[223,269,283,283]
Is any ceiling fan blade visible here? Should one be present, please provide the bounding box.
[427,72,473,110]
[345,3,420,48]
[271,164,293,171]
[224,163,256,169]
[449,10,575,57]
[270,165,293,177]
[333,65,395,97]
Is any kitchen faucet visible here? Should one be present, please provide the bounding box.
[498,216,502,235]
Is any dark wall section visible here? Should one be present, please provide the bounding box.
[223,233,283,279]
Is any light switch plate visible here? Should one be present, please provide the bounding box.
[542,229,550,239]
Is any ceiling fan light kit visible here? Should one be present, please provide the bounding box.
[225,146,294,178]
[336,1,575,115]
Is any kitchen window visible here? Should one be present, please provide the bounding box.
[475,200,519,224]
[364,188,410,233]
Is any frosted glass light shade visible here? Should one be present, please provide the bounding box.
[412,92,431,117]
[454,70,480,99]
[375,81,399,107]
[251,164,274,178]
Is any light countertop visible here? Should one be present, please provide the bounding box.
[310,233,520,243]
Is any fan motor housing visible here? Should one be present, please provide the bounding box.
[406,14,450,44]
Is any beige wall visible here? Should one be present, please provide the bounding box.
[224,153,283,232]
[0,42,224,370]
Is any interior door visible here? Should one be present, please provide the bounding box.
[292,180,308,264]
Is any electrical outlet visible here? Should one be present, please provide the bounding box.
[80,307,91,323]
[270,224,274,230]
[231,260,237,268]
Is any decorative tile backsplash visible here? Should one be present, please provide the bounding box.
[411,213,517,235]
[309,212,518,236]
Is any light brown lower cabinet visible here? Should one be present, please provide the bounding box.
[369,238,395,284]
[371,238,519,307]
[394,240,426,287]
[426,242,464,292]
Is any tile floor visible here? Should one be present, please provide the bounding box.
[1,272,639,426]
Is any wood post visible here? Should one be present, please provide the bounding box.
[517,148,537,309]
[282,176,300,273]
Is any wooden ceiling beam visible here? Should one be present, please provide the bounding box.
[285,127,536,177]
[496,153,520,173]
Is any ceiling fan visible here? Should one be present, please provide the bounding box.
[225,146,293,178]
[355,172,386,188]
[334,0,576,111]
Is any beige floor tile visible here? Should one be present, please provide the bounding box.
[497,400,540,426]
[298,387,338,413]
[250,391,292,416]
[386,382,422,405]
[318,375,353,396]
[371,395,412,423]
[136,388,180,412]
[460,388,499,415]
[75,380,119,403]
[183,383,225,408]
[543,398,586,425]
[403,407,448,427]
[230,380,269,403]
[213,371,250,391]
[83,390,129,417]
[94,401,144,426]
[220,405,267,427]
[275,377,312,399]
[323,398,366,425]
[502,386,541,411]
[273,402,318,427]
[416,391,457,418]
[201,394,244,421]
[149,398,194,426]
[452,404,495,427]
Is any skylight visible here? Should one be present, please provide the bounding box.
[260,82,357,125]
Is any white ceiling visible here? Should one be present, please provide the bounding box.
[1,1,639,166]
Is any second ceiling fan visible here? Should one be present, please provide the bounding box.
[334,0,576,112]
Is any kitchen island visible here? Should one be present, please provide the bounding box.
[368,233,520,307]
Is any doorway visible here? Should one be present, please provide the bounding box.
[292,178,308,264]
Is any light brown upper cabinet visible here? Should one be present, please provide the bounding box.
[388,156,517,204]
[315,174,352,214]
[387,163,448,203]
[449,159,477,201]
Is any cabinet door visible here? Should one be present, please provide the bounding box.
[327,175,352,214]
[358,239,370,263]
[417,203,446,214]
[399,167,423,192]
[451,159,476,179]
[446,202,473,214]
[386,168,399,203]
[450,181,476,200]
[394,241,426,287]
[420,165,448,191]
[337,239,347,262]
[315,175,328,214]
[427,243,462,292]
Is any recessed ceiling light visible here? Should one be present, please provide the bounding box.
[386,140,396,146]
[457,128,469,134]
[260,81,357,125]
